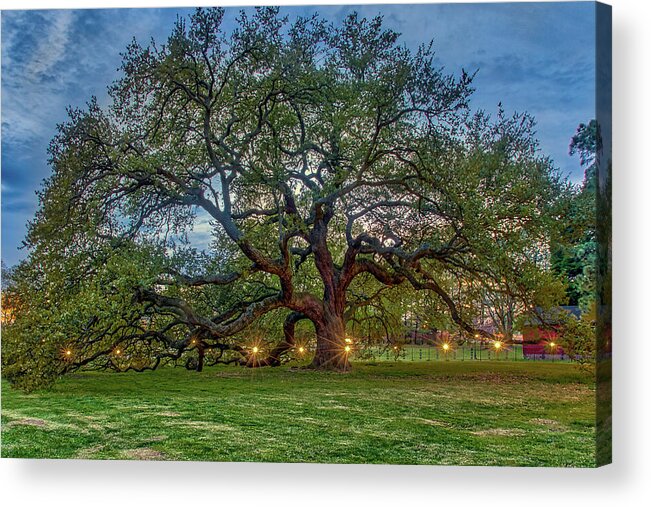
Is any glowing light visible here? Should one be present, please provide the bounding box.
[344,345,351,353]
[65,350,72,356]
[298,346,305,353]
[442,343,450,351]
[191,339,197,345]
[344,338,352,344]
[115,349,121,355]
[474,334,480,338]
[393,346,398,350]
[252,346,259,354]
[549,342,556,348]
[493,341,502,350]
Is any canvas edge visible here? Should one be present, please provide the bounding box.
[595,0,612,468]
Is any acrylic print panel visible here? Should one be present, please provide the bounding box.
[1,2,611,467]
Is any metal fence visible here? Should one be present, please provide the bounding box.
[351,343,572,362]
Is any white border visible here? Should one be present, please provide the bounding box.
[2,1,650,506]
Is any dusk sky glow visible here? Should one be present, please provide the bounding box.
[1,2,597,266]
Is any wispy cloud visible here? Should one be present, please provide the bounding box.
[29,10,74,80]
[1,12,83,165]
[1,8,186,265]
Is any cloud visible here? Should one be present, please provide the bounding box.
[1,8,187,265]
[2,11,75,144]
[1,9,185,147]
[29,10,74,80]
[186,209,215,252]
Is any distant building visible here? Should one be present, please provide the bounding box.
[521,306,582,343]
[520,306,582,359]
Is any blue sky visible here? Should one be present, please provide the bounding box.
[1,2,596,267]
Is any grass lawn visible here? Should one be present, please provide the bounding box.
[1,360,597,466]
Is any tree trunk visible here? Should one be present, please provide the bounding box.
[196,345,205,372]
[244,312,303,367]
[310,311,350,371]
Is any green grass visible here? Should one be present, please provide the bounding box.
[1,361,597,466]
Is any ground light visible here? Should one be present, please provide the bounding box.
[344,345,351,353]
[252,346,259,354]
[441,342,452,361]
[298,346,305,354]
[492,340,504,360]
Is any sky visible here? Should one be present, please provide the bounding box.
[1,2,597,267]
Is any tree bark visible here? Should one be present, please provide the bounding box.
[246,312,304,367]
[309,310,350,371]
[196,344,205,372]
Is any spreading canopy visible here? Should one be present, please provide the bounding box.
[3,8,570,390]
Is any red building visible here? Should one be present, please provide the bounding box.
[521,306,582,342]
[521,306,581,359]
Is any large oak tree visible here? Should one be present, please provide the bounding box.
[3,8,570,389]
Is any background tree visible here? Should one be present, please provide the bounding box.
[3,8,569,390]
[480,286,519,343]
[550,120,598,310]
